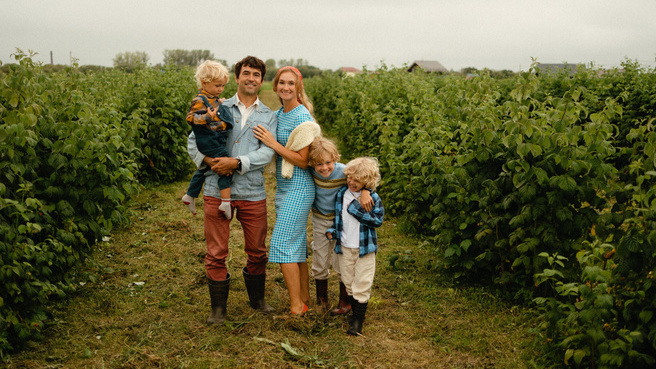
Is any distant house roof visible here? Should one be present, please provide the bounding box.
[340,67,361,74]
[407,60,448,73]
[535,63,585,75]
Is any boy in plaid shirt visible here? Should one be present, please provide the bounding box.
[326,157,384,336]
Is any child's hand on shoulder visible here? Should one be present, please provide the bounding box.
[360,189,373,212]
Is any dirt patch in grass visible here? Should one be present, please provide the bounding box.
[5,176,545,368]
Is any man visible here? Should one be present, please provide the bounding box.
[187,56,277,324]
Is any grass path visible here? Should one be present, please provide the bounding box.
[258,88,281,111]
[6,91,547,368]
[7,177,545,368]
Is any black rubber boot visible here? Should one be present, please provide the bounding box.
[347,300,368,336]
[206,273,230,325]
[315,279,329,308]
[243,267,275,313]
[331,282,352,315]
[347,296,356,324]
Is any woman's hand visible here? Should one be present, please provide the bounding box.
[254,124,310,169]
[253,124,278,148]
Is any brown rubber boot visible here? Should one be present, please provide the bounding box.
[315,279,329,308]
[330,281,351,315]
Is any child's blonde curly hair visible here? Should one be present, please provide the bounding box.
[308,137,341,167]
[343,157,381,190]
[194,60,229,88]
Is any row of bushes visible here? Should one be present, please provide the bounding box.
[306,61,656,368]
[0,51,211,355]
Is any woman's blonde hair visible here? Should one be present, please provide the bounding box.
[308,137,340,167]
[194,60,229,88]
[343,157,381,190]
[273,66,314,115]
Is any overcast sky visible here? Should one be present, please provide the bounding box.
[2,0,655,72]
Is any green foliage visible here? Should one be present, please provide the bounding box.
[113,66,198,182]
[461,67,517,79]
[0,50,199,355]
[112,51,149,72]
[534,241,656,368]
[264,58,277,81]
[162,49,225,67]
[275,58,323,79]
[307,61,656,367]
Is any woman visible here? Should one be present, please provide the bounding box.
[253,66,319,315]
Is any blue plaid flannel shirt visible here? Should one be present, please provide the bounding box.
[327,187,384,257]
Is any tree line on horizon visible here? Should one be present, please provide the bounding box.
[113,49,324,81]
[1,48,519,80]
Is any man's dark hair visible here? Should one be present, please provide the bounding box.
[235,56,266,82]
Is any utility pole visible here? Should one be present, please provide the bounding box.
[50,51,53,65]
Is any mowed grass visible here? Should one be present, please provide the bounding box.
[259,84,281,111]
[6,172,548,369]
[5,90,548,368]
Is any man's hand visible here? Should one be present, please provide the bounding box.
[211,157,239,176]
[203,156,220,167]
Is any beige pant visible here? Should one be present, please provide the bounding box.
[311,215,340,280]
[339,248,376,303]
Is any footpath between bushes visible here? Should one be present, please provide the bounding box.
[5,176,545,368]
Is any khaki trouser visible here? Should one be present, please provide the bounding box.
[339,247,376,303]
[311,215,340,280]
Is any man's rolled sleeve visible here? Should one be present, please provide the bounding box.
[187,132,205,168]
[237,155,251,175]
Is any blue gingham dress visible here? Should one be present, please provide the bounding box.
[268,105,316,263]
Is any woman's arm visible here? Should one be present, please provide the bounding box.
[253,124,310,169]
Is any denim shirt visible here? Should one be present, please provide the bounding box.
[187,94,277,201]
